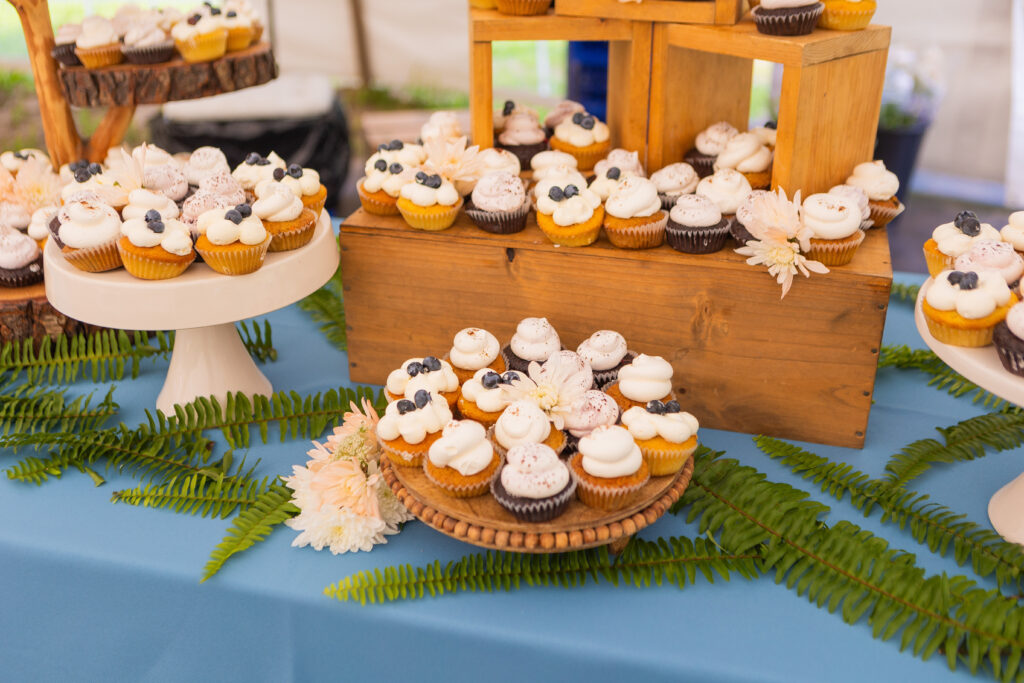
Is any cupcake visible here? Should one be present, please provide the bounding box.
[685,122,739,177]
[923,270,1016,347]
[233,152,286,201]
[423,420,502,498]
[603,176,668,249]
[172,11,228,63]
[650,163,699,210]
[577,330,635,387]
[366,141,426,172]
[420,111,463,146]
[604,354,675,413]
[74,16,123,68]
[185,146,231,188]
[457,368,521,426]
[357,159,413,216]
[994,303,1024,377]
[61,164,127,213]
[256,164,328,218]
[477,147,521,179]
[751,123,777,150]
[845,161,904,227]
[251,184,316,252]
[1,148,50,176]
[145,164,190,203]
[549,112,611,172]
[223,8,256,51]
[495,0,552,16]
[465,172,530,234]
[535,181,604,247]
[828,184,873,230]
[448,327,505,385]
[562,389,620,457]
[385,356,460,407]
[0,226,43,287]
[491,443,576,522]
[56,198,123,272]
[543,101,586,137]
[533,165,588,205]
[1000,212,1024,256]
[376,390,453,467]
[224,0,262,41]
[121,22,174,64]
[922,211,1002,277]
[588,166,629,203]
[502,317,560,373]
[52,22,82,66]
[530,150,578,178]
[397,172,463,231]
[621,400,699,476]
[0,201,30,232]
[493,100,534,133]
[819,0,876,30]
[696,168,752,229]
[496,111,548,168]
[181,190,236,232]
[802,193,865,266]
[198,170,246,206]
[121,188,180,222]
[732,189,771,245]
[117,211,196,280]
[752,0,825,35]
[193,204,271,275]
[28,206,55,250]
[569,425,650,511]
[489,400,566,457]
[666,194,731,254]
[956,241,1024,288]
[594,149,646,179]
[713,132,773,190]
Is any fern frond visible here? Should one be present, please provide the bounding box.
[324,535,761,605]
[0,385,118,439]
[298,263,346,351]
[756,435,1024,590]
[890,282,921,304]
[885,412,1024,487]
[111,473,271,519]
[201,480,297,582]
[878,345,1018,413]
[236,319,277,364]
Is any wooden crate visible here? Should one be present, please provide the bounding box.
[648,19,892,195]
[339,210,892,449]
[469,8,652,157]
[555,0,743,25]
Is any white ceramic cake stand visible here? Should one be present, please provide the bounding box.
[915,278,1024,544]
[43,212,339,414]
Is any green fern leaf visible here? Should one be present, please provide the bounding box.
[236,319,277,364]
[878,345,1018,413]
[111,473,271,519]
[890,282,921,304]
[0,385,118,439]
[298,263,346,351]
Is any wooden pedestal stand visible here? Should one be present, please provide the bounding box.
[555,0,743,25]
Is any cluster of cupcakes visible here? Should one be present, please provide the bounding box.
[750,0,876,35]
[0,148,62,287]
[375,318,701,520]
[52,1,264,68]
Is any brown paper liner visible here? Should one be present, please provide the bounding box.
[74,43,124,69]
[818,3,876,30]
[569,453,650,511]
[922,238,954,278]
[994,321,1024,376]
[752,3,825,35]
[194,234,271,275]
[122,41,175,65]
[0,255,43,288]
[52,42,82,67]
[175,28,228,63]
[265,208,317,252]
[665,219,731,254]
[603,211,668,249]
[422,451,502,499]
[805,229,865,267]
[869,198,905,228]
[464,199,532,235]
[637,435,698,477]
[397,197,463,231]
[495,0,552,15]
[490,474,576,522]
[62,240,122,272]
[357,179,400,216]
[117,240,195,280]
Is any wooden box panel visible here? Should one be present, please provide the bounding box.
[555,0,742,25]
[339,210,892,448]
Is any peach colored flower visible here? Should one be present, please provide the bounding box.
[310,459,382,519]
[11,157,61,213]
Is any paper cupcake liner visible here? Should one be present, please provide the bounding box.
[683,150,715,178]
[266,211,317,252]
[666,219,731,254]
[994,322,1024,377]
[357,180,400,216]
[51,42,81,67]
[175,28,228,63]
[818,4,876,30]
[569,453,650,511]
[470,0,497,7]
[486,425,566,459]
[302,185,328,219]
[122,40,175,65]
[752,3,824,36]
[464,199,531,235]
[195,235,271,275]
[74,43,125,69]
[924,315,995,348]
[0,255,43,288]
[497,141,549,169]
[923,240,954,278]
[592,351,636,389]
[730,218,755,245]
[491,475,577,522]
[48,215,66,250]
[638,441,698,477]
[397,198,463,231]
[62,240,122,272]
[495,0,552,15]
[253,23,264,42]
[869,199,905,228]
[659,193,688,211]
[536,206,604,247]
[226,26,255,52]
[117,242,195,280]
[422,454,501,499]
[805,230,865,267]
[604,212,668,250]
[550,139,610,173]
[380,440,424,468]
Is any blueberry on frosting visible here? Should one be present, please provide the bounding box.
[503,100,515,116]
[572,112,585,125]
[88,162,102,175]
[481,371,501,389]
[548,186,564,202]
[396,399,416,415]
[147,219,164,233]
[235,203,252,217]
[405,361,423,376]
[73,168,90,183]
[387,139,403,151]
[187,13,201,25]
[947,270,979,290]
[388,162,403,175]
[287,164,302,178]
[502,371,520,384]
[373,159,387,172]
[226,10,237,17]
[245,152,260,165]
[646,400,667,414]
[414,389,431,409]
[423,355,442,371]
[664,400,682,413]
[224,208,243,224]
[273,167,286,181]
[606,166,621,180]
[564,184,579,198]
[579,116,595,131]
[144,209,161,222]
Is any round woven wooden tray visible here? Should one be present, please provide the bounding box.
[382,454,693,553]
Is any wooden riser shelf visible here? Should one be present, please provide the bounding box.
[555,0,743,25]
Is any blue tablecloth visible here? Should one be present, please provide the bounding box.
[2,269,1013,683]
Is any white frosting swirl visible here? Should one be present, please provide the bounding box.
[0,202,29,230]
[955,241,1024,286]
[120,216,193,256]
[577,330,628,371]
[55,22,81,45]
[828,184,871,227]
[501,443,570,499]
[509,318,560,361]
[498,112,545,146]
[199,209,266,246]
[478,148,521,177]
[362,163,415,198]
[420,111,463,144]
[594,149,645,178]
[124,23,168,48]
[76,16,117,48]
[553,116,610,148]
[122,189,180,221]
[376,393,452,444]
[650,163,699,198]
[621,406,699,443]
[185,147,230,187]
[695,121,738,156]
[670,194,722,228]
[200,170,246,204]
[1006,303,1024,340]
[932,219,1002,257]
[57,199,121,249]
[926,270,1012,320]
[605,176,662,219]
[802,193,860,240]
[28,206,56,241]
[385,357,459,398]
[0,227,40,269]
[531,151,577,174]
[449,328,501,370]
[254,168,321,199]
[544,101,586,130]
[751,126,777,147]
[471,172,526,214]
[533,167,588,200]
[845,160,900,201]
[233,155,286,191]
[145,164,189,201]
[427,420,494,476]
[493,400,551,450]
[617,354,673,402]
[536,187,601,226]
[252,185,303,222]
[1001,212,1024,251]
[713,133,772,173]
[563,390,619,439]
[588,171,629,202]
[578,425,643,478]
[760,0,818,9]
[399,177,459,208]
[461,368,520,413]
[696,170,752,215]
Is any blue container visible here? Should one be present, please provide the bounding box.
[567,41,608,120]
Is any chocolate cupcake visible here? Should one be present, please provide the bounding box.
[491,443,576,522]
[51,22,82,66]
[576,330,635,387]
[464,172,531,235]
[684,121,739,178]
[0,227,43,287]
[994,304,1024,377]
[752,1,825,36]
[562,389,620,458]
[650,162,699,211]
[733,190,771,245]
[495,110,548,168]
[666,194,731,254]
[502,317,561,373]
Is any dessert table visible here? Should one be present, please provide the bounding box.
[0,265,1007,683]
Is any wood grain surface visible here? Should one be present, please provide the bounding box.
[0,282,96,345]
[555,0,743,25]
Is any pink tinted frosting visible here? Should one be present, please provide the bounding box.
[471,172,526,213]
[563,389,619,439]
[181,189,235,226]
[955,240,1024,286]
[199,170,245,204]
[145,164,188,201]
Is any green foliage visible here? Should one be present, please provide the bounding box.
[297,263,346,351]
[878,345,1019,413]
[202,480,297,582]
[0,385,117,438]
[885,412,1024,487]
[756,436,1024,590]
[111,473,272,519]
[324,536,761,605]
[890,282,921,304]
[237,319,277,363]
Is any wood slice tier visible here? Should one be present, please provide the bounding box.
[382,454,693,553]
[58,42,277,107]
[0,282,97,345]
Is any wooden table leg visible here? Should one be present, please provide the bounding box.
[86,105,137,162]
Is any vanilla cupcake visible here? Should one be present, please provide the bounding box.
[61,165,127,213]
[447,327,505,385]
[121,188,180,222]
[594,149,645,179]
[696,169,752,227]
[117,211,195,280]
[171,10,228,63]
[0,226,43,287]
[713,132,773,190]
[223,7,256,51]
[530,150,578,178]
[233,151,286,199]
[184,146,231,188]
[603,176,668,249]
[357,159,415,217]
[75,16,122,68]
[621,400,699,476]
[0,149,50,176]
[423,419,501,498]
[497,111,548,168]
[570,424,650,511]
[650,163,699,210]
[535,181,603,247]
[251,184,316,252]
[550,112,611,171]
[923,211,1002,277]
[489,400,566,457]
[802,192,865,266]
[193,204,271,275]
[533,166,588,204]
[1001,212,1024,256]
[502,317,560,373]
[28,206,55,250]
[477,147,521,178]
[685,121,739,177]
[255,164,327,218]
[543,100,585,136]
[828,184,873,230]
[457,368,521,426]
[577,330,635,387]
[367,141,426,174]
[604,354,675,413]
[923,270,1016,347]
[397,172,463,231]
[667,193,730,254]
[491,443,576,522]
[956,241,1024,288]
[385,356,460,407]
[846,160,903,227]
[56,198,123,272]
[465,172,530,234]
[377,390,453,467]
[588,166,629,203]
